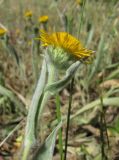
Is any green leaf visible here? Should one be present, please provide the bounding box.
[94,154,101,160]
[52,97,119,127]
[108,127,118,135]
[88,34,105,82]
[71,97,119,120]
[45,61,81,94]
[0,97,6,105]
[106,68,119,80]
[114,118,119,132]
[33,121,62,160]
[22,59,47,160]
[86,26,94,48]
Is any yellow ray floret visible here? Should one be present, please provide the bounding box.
[39,16,49,23]
[0,28,7,36]
[40,31,94,60]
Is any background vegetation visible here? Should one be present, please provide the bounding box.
[0,0,119,160]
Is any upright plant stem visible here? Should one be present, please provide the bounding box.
[38,55,56,119]
[99,69,109,160]
[100,96,108,160]
[56,94,64,160]
[37,56,56,143]
[64,78,74,160]
[22,54,56,160]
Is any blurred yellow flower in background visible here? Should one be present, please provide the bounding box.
[38,15,49,23]
[76,0,81,4]
[76,0,83,5]
[40,30,94,61]
[24,10,32,18]
[0,28,7,37]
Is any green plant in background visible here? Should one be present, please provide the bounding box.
[38,15,49,31]
[24,10,34,32]
[23,10,34,46]
[0,28,19,65]
[31,27,41,81]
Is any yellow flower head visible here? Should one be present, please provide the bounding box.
[76,0,83,5]
[40,31,94,69]
[0,28,7,37]
[24,10,32,18]
[40,31,94,61]
[38,15,49,23]
[76,0,80,4]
